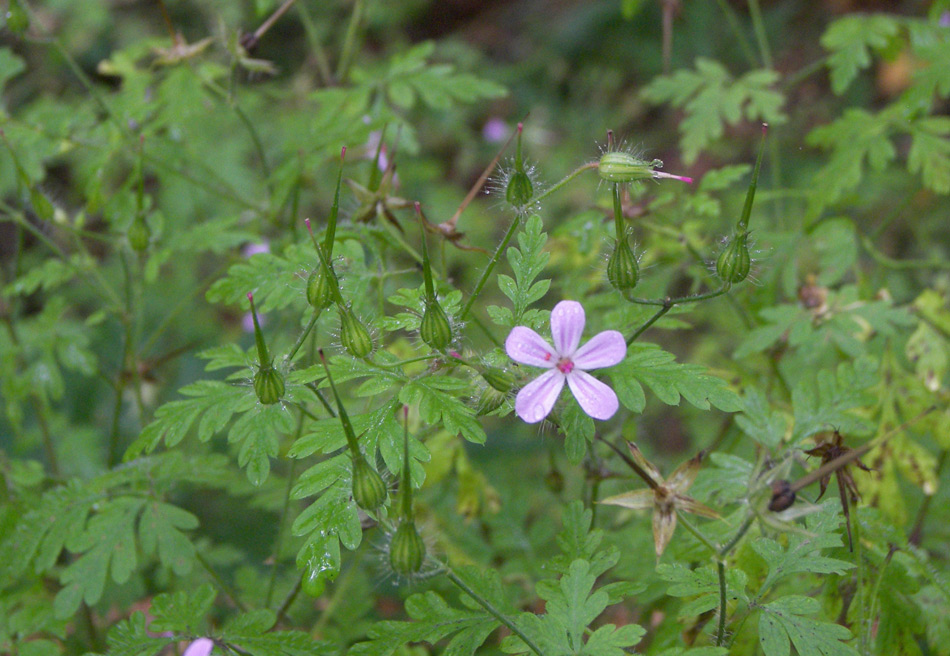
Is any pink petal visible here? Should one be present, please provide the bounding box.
[515,369,565,423]
[183,638,215,656]
[572,330,626,370]
[550,301,585,356]
[567,370,619,421]
[506,326,556,368]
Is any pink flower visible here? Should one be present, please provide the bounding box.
[505,301,626,423]
[183,638,215,656]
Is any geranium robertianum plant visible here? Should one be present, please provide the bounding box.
[1,3,949,656]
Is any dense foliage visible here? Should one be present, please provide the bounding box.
[2,1,949,655]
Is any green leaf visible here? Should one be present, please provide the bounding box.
[610,343,741,413]
[95,612,176,656]
[759,595,858,656]
[907,116,950,194]
[127,380,254,457]
[641,58,786,163]
[350,584,501,656]
[791,356,877,444]
[55,497,147,618]
[810,218,858,286]
[489,214,551,332]
[549,501,619,579]
[221,609,332,656]
[805,108,897,213]
[400,379,485,444]
[821,14,900,95]
[138,501,198,576]
[735,387,787,449]
[658,563,748,619]
[751,504,854,593]
[148,584,216,633]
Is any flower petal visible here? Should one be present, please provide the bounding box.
[183,639,215,656]
[515,369,565,423]
[550,301,585,356]
[653,506,677,556]
[566,370,619,421]
[506,326,556,368]
[600,489,654,510]
[572,330,626,370]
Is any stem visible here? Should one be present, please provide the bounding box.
[336,0,365,83]
[247,0,298,49]
[196,551,248,612]
[286,311,321,363]
[627,302,672,345]
[719,514,755,558]
[747,0,773,69]
[444,568,544,656]
[712,0,758,68]
[275,576,302,626]
[594,435,660,491]
[623,286,729,308]
[532,161,599,205]
[459,215,523,321]
[909,449,947,546]
[677,514,720,555]
[716,561,727,646]
[266,453,300,608]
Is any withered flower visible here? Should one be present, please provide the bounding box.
[804,430,872,551]
[601,444,719,556]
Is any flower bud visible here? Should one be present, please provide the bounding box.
[339,305,373,358]
[420,298,452,350]
[253,366,285,405]
[479,366,515,393]
[607,237,639,292]
[389,520,426,576]
[5,0,29,35]
[351,455,387,511]
[306,268,334,310]
[505,123,535,211]
[505,169,534,208]
[716,233,751,285]
[598,152,662,184]
[475,385,506,416]
[128,217,150,252]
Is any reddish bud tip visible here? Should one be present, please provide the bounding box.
[403,405,409,418]
[414,201,421,214]
[448,350,461,359]
[683,176,694,184]
[305,218,314,235]
[340,146,347,160]
[317,348,326,360]
[762,123,769,134]
[517,122,523,133]
[247,292,253,302]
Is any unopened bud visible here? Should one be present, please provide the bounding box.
[306,268,334,310]
[5,0,29,34]
[389,520,426,576]
[716,233,751,285]
[128,217,150,252]
[480,366,515,393]
[475,386,507,416]
[420,298,452,350]
[599,152,661,184]
[607,237,639,292]
[339,305,373,358]
[253,366,285,405]
[351,455,387,511]
[505,123,535,210]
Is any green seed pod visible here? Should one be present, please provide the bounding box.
[306,268,334,310]
[253,366,285,405]
[479,366,515,393]
[128,217,150,252]
[339,305,373,358]
[505,169,534,208]
[389,520,426,576]
[420,298,452,350]
[598,152,662,184]
[5,0,29,34]
[475,386,507,416]
[351,455,387,511]
[716,233,751,285]
[606,237,639,292]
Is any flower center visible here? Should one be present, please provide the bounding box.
[556,357,574,374]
